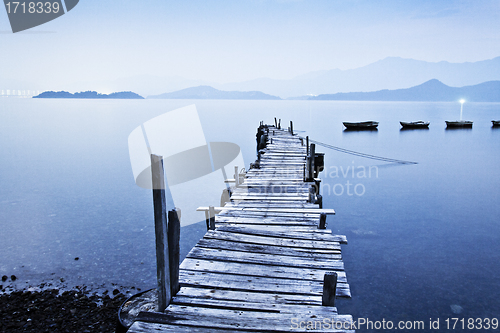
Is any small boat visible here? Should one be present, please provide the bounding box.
[343,121,379,129]
[445,120,473,128]
[400,121,430,129]
[492,120,500,127]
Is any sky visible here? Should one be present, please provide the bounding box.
[1,0,500,89]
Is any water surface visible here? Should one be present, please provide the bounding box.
[0,98,499,330]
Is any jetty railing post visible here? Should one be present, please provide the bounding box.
[290,121,293,135]
[306,143,315,181]
[150,154,171,312]
[322,272,338,306]
[274,117,277,128]
[168,209,181,296]
[306,136,309,155]
[208,206,216,230]
[234,166,239,187]
[318,213,327,229]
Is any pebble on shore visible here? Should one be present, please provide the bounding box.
[0,287,127,332]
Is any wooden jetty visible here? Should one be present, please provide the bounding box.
[123,121,354,332]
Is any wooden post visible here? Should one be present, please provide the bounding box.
[204,210,210,230]
[308,186,315,203]
[306,136,309,156]
[316,194,323,209]
[234,166,239,187]
[208,206,216,230]
[309,143,316,181]
[318,213,327,229]
[168,209,180,296]
[322,272,337,306]
[290,121,293,135]
[150,154,171,312]
[274,117,277,128]
[278,119,281,129]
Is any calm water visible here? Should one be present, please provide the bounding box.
[1,98,499,330]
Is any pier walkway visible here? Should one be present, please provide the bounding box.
[127,125,353,332]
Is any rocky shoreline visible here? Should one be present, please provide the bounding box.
[0,282,128,333]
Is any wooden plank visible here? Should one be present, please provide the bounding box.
[215,224,324,232]
[186,247,344,270]
[180,258,348,283]
[171,296,338,314]
[196,238,342,259]
[216,226,347,244]
[198,206,336,215]
[131,305,354,332]
[202,230,342,250]
[178,270,351,297]
[215,216,320,225]
[173,286,323,305]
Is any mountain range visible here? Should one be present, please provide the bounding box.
[147,85,280,100]
[4,56,500,98]
[216,56,500,98]
[307,79,500,102]
[33,91,144,99]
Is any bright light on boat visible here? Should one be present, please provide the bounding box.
[460,99,465,104]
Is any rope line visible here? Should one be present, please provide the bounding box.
[302,137,418,165]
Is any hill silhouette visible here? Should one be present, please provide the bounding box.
[33,91,144,99]
[147,85,281,100]
[306,79,500,102]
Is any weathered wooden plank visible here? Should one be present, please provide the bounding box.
[171,296,338,314]
[131,305,354,332]
[202,230,342,250]
[216,226,347,244]
[196,238,342,260]
[215,223,325,232]
[198,206,336,215]
[217,211,322,219]
[180,258,348,283]
[179,270,351,297]
[215,216,320,225]
[186,247,344,270]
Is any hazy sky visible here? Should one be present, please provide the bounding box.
[1,0,500,86]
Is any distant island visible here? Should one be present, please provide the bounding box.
[300,79,500,102]
[147,85,281,100]
[33,91,144,99]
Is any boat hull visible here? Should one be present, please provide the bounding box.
[343,121,379,129]
[400,121,430,128]
[445,121,473,128]
[492,120,500,127]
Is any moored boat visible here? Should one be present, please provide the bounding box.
[400,121,430,129]
[343,121,379,129]
[445,120,473,128]
[492,120,500,127]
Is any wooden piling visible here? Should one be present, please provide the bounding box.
[208,206,216,230]
[290,121,293,135]
[150,154,171,312]
[322,272,338,306]
[167,209,180,296]
[319,213,327,229]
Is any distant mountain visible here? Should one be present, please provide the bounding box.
[305,79,500,102]
[33,91,144,99]
[147,85,281,100]
[217,56,500,98]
